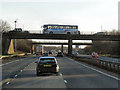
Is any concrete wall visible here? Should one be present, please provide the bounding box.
[2,35,11,55]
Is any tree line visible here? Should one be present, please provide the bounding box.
[0,19,33,54]
[84,41,118,55]
[84,30,119,56]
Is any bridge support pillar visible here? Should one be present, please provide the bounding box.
[2,34,11,55]
[0,32,2,55]
[31,44,35,54]
[68,39,72,55]
[61,44,63,53]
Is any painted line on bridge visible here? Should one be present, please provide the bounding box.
[66,57,120,81]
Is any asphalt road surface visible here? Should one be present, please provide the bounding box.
[2,56,120,89]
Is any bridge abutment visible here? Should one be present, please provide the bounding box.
[2,34,11,55]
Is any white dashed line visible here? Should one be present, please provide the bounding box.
[14,75,18,78]
[6,82,10,85]
[64,80,67,84]
[0,59,24,67]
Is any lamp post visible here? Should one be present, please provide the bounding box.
[14,20,17,29]
[14,19,18,52]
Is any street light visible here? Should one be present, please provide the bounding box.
[14,19,18,29]
[14,19,18,52]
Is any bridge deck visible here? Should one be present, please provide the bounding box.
[3,32,119,41]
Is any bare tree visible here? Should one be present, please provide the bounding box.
[0,19,11,33]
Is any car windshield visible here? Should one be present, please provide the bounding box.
[40,58,55,63]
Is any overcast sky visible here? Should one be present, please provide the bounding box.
[0,0,119,34]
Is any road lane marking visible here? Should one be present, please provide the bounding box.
[60,73,63,76]
[0,78,11,86]
[0,59,23,67]
[64,80,67,84]
[0,62,14,66]
[6,82,10,85]
[14,75,18,78]
[66,57,120,80]
[0,57,35,66]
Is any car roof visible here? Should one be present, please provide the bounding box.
[39,57,56,59]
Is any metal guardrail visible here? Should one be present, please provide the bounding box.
[76,54,120,64]
[97,57,120,63]
[66,54,120,73]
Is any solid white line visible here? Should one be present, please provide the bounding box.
[0,60,22,67]
[0,61,13,67]
[0,57,31,67]
[66,57,120,80]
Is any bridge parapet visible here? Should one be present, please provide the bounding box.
[2,32,120,41]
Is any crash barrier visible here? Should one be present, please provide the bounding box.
[65,54,120,74]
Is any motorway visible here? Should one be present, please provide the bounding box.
[1,55,120,89]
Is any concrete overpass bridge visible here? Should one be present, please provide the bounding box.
[2,32,119,55]
[32,42,93,53]
[3,32,119,41]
